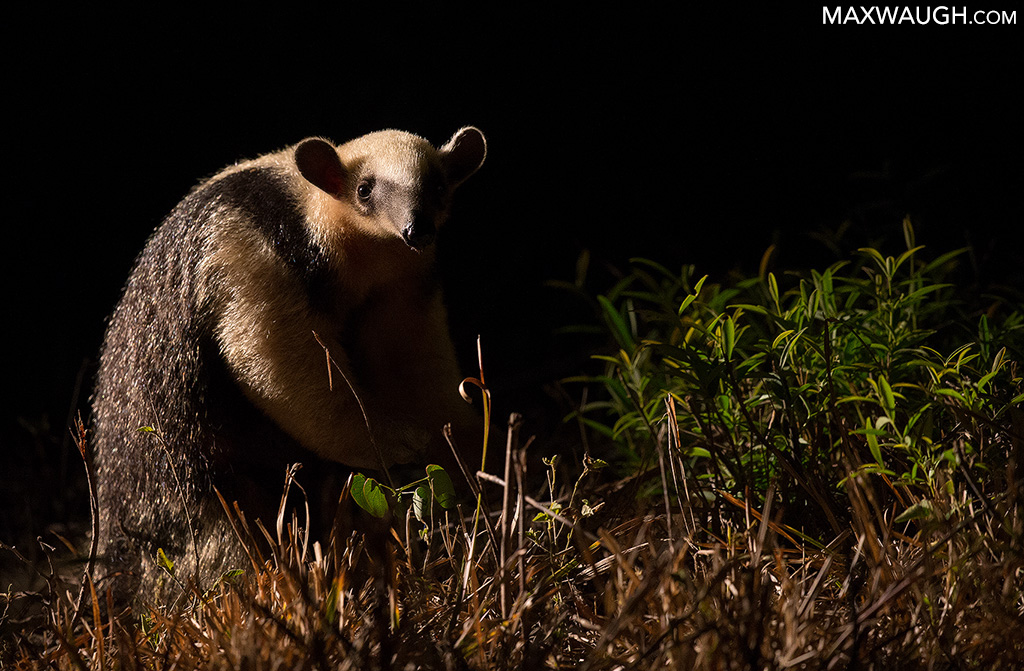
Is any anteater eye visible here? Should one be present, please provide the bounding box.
[357,179,374,201]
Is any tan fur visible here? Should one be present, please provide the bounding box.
[93,127,486,604]
[197,128,484,468]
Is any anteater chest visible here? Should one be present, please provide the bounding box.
[339,282,443,389]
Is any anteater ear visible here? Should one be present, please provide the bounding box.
[440,126,486,188]
[295,138,347,198]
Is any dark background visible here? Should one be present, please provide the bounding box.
[2,8,1020,481]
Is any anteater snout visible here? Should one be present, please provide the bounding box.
[402,220,436,250]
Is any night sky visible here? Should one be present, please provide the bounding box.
[4,8,1020,439]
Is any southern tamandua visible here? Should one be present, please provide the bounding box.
[91,127,486,602]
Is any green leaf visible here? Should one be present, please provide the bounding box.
[722,316,736,361]
[412,486,431,523]
[772,329,795,350]
[426,464,456,509]
[935,388,969,405]
[678,293,697,315]
[351,473,390,518]
[598,295,635,351]
[363,479,391,518]
[350,473,369,510]
[905,283,952,303]
[893,245,925,274]
[977,370,998,394]
[157,548,174,574]
[921,247,967,274]
[677,275,709,315]
[579,417,616,438]
[878,375,896,417]
[902,216,916,250]
[858,247,888,272]
[533,501,562,523]
[865,424,884,467]
[767,272,779,304]
[991,346,1007,374]
[728,303,771,316]
[894,499,935,524]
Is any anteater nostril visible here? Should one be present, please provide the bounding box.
[402,221,436,250]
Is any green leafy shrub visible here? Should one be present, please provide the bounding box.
[571,221,1023,541]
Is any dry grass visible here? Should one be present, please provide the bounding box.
[2,410,1022,670]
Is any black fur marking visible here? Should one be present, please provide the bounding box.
[207,168,334,310]
[92,164,344,604]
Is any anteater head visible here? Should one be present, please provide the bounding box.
[294,127,486,251]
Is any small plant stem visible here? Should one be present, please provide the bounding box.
[70,415,100,628]
[499,413,522,620]
[143,426,201,595]
[313,331,393,489]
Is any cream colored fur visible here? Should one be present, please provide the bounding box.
[195,129,483,469]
